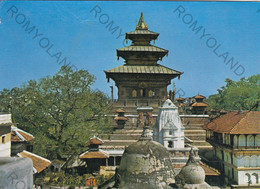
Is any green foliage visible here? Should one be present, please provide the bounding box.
[207,74,260,111]
[0,66,113,160]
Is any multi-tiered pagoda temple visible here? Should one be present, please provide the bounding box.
[105,13,183,111]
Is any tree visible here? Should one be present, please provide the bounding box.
[207,74,260,111]
[0,66,112,160]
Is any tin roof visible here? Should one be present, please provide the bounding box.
[117,45,168,53]
[17,150,51,173]
[105,64,182,75]
[204,111,260,134]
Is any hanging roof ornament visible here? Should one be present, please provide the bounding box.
[136,12,148,30]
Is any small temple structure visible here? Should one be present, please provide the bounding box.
[114,109,128,129]
[153,98,200,172]
[191,93,209,114]
[154,99,185,149]
[80,137,109,173]
[105,12,183,113]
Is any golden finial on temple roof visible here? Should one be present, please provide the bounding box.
[136,12,148,30]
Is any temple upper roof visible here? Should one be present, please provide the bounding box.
[117,12,167,64]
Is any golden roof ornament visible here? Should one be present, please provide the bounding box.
[136,12,148,30]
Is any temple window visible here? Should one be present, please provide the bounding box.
[245,173,251,183]
[2,136,5,144]
[252,173,259,184]
[148,90,153,97]
[140,89,146,97]
[238,135,246,146]
[169,131,172,135]
[132,90,137,98]
[168,141,173,148]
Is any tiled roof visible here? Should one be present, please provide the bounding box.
[105,64,182,75]
[114,116,128,121]
[87,137,104,146]
[199,162,220,176]
[193,95,206,99]
[204,111,260,134]
[117,45,168,53]
[17,150,51,173]
[11,127,35,142]
[191,102,209,107]
[176,97,185,101]
[79,149,109,159]
[126,30,158,35]
[116,109,126,113]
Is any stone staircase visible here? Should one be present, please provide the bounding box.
[100,128,143,149]
[184,124,212,149]
[100,107,212,151]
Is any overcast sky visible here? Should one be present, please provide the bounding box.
[1,1,260,98]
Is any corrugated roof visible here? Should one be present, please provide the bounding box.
[105,64,182,75]
[204,111,260,134]
[126,30,158,35]
[18,150,51,173]
[117,45,167,53]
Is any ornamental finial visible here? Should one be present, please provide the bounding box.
[136,12,148,30]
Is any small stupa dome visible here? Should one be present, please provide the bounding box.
[115,125,175,188]
[178,162,205,184]
[175,148,212,189]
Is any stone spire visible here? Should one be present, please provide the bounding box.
[139,113,153,141]
[186,147,197,166]
[139,125,153,141]
[136,12,148,30]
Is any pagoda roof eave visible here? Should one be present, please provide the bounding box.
[126,30,159,38]
[117,45,168,53]
[104,64,183,75]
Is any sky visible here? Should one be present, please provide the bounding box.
[0,1,260,98]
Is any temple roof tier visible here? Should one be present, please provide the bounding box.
[117,45,167,53]
[105,64,182,75]
[117,45,168,64]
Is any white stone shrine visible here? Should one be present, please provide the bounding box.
[153,99,185,149]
